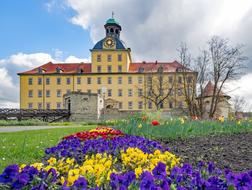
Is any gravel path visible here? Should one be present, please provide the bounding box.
[162,132,252,172]
[0,125,82,133]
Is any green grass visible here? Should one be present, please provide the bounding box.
[0,125,96,172]
[116,118,252,140]
[0,119,48,126]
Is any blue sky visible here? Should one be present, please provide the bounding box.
[0,0,92,59]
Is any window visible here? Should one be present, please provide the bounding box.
[38,90,42,98]
[57,77,61,85]
[168,76,173,83]
[97,54,101,62]
[169,101,173,109]
[77,77,81,84]
[56,102,61,109]
[159,101,164,109]
[57,90,61,97]
[128,101,133,109]
[97,77,101,84]
[28,103,33,109]
[138,89,143,97]
[119,102,122,109]
[38,103,42,109]
[87,89,91,94]
[178,89,182,96]
[87,77,91,84]
[38,78,42,85]
[158,66,163,73]
[46,103,50,109]
[187,76,192,83]
[118,77,122,84]
[178,76,182,84]
[178,101,183,108]
[138,76,143,84]
[138,67,144,73]
[46,90,50,97]
[46,78,50,85]
[118,89,122,97]
[118,54,122,62]
[107,54,112,62]
[169,88,174,95]
[108,77,112,84]
[128,76,132,84]
[148,101,152,109]
[56,67,61,73]
[97,89,101,94]
[128,89,133,97]
[97,66,101,73]
[66,78,71,85]
[28,78,33,85]
[28,90,33,97]
[118,65,122,72]
[138,101,143,109]
[108,89,112,97]
[66,89,71,94]
[107,65,112,73]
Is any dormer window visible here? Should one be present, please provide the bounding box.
[38,67,45,74]
[138,67,144,73]
[176,67,183,72]
[77,68,84,74]
[56,67,62,73]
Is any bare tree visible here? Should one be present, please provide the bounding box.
[137,64,175,110]
[208,36,247,118]
[177,43,198,116]
[194,50,210,118]
[232,95,246,113]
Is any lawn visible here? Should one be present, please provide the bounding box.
[0,125,96,172]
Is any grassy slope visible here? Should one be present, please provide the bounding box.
[0,125,95,172]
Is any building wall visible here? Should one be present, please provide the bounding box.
[20,72,195,110]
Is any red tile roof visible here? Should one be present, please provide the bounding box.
[18,62,92,74]
[18,60,192,74]
[201,81,230,99]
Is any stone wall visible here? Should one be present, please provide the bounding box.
[63,92,103,122]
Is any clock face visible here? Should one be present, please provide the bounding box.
[104,37,115,49]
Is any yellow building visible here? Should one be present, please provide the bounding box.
[18,17,197,111]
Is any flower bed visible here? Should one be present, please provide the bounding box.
[0,127,251,189]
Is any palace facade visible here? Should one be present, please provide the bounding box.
[18,17,197,110]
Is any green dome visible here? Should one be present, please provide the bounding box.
[106,18,120,25]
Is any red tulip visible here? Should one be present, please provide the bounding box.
[151,120,160,126]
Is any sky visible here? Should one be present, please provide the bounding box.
[0,0,252,110]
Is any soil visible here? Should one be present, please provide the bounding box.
[161,132,252,172]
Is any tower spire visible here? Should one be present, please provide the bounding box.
[112,11,114,18]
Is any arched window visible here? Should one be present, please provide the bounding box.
[115,29,119,34]
[110,28,114,33]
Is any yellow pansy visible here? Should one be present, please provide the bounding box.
[47,157,57,165]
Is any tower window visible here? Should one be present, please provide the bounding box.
[115,29,119,34]
[97,66,101,73]
[97,54,101,62]
[107,65,112,73]
[107,55,112,62]
[118,54,122,61]
[110,28,114,33]
[118,65,122,72]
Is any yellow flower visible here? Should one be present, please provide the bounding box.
[135,167,143,178]
[237,120,241,125]
[31,163,44,170]
[179,117,185,124]
[60,176,65,185]
[19,164,26,172]
[138,124,143,128]
[47,157,56,165]
[66,158,75,165]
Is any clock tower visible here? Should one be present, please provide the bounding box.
[90,15,132,73]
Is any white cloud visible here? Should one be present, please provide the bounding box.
[64,55,90,63]
[0,52,88,108]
